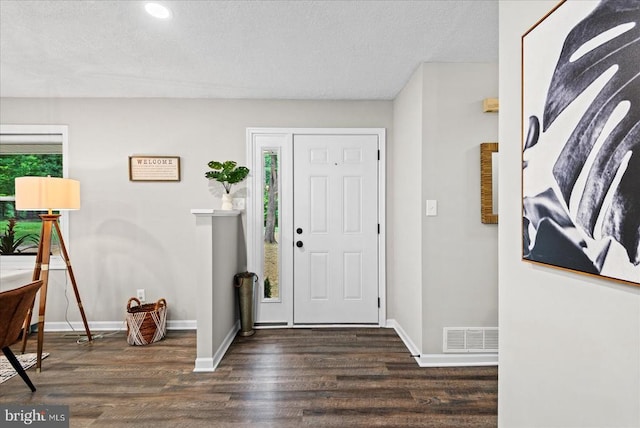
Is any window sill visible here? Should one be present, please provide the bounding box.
[0,255,66,271]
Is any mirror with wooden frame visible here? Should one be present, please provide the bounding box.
[480,142,498,224]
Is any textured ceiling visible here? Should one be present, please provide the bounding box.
[0,0,498,100]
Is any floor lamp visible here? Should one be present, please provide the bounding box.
[15,176,92,372]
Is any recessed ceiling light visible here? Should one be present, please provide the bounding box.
[145,2,172,20]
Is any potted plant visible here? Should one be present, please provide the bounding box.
[205,160,250,210]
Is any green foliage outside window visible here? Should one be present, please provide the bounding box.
[0,154,62,196]
[0,218,38,254]
[0,153,62,253]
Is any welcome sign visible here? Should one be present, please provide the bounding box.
[129,155,181,182]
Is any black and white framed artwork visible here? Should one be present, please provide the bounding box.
[522,0,640,286]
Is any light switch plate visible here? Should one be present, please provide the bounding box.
[426,199,437,216]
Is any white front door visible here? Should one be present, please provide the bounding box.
[293,134,379,324]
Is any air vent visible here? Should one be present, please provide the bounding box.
[443,327,498,353]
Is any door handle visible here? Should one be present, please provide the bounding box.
[296,241,303,248]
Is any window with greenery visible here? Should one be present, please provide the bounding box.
[0,126,66,263]
[263,149,279,299]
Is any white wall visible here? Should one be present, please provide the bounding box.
[0,98,392,325]
[389,65,425,351]
[389,62,499,357]
[499,2,640,427]
[421,63,498,354]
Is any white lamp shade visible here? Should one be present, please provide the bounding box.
[15,176,80,211]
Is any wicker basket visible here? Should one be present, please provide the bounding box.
[126,297,167,346]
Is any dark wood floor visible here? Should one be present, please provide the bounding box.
[1,328,497,427]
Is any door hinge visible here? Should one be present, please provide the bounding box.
[378,150,380,160]
[378,224,380,234]
[378,297,381,308]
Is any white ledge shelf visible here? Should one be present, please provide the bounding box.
[190,209,241,216]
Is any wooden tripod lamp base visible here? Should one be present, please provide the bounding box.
[15,177,92,371]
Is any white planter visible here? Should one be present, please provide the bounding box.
[221,193,233,210]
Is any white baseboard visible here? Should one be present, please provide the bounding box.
[417,353,498,367]
[292,324,379,328]
[385,318,420,357]
[193,320,240,372]
[166,320,197,330]
[193,357,216,372]
[44,320,197,332]
[386,318,498,367]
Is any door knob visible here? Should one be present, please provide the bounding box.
[296,241,303,248]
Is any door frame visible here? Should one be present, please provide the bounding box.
[246,128,386,327]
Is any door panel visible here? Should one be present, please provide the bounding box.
[310,177,328,233]
[293,134,378,324]
[343,252,363,299]
[309,252,329,299]
[343,177,362,233]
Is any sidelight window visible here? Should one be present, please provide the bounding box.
[262,149,280,300]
